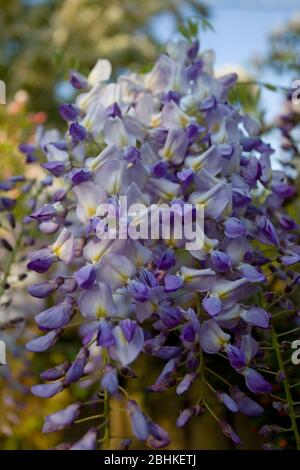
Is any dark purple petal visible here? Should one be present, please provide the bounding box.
[227,345,247,370]
[127,400,149,441]
[128,280,151,302]
[239,263,266,282]
[216,392,238,412]
[43,403,81,433]
[202,295,222,317]
[26,330,60,352]
[224,217,246,238]
[219,420,241,445]
[68,168,92,185]
[64,348,89,385]
[101,365,119,394]
[31,381,63,398]
[124,146,141,164]
[59,104,80,122]
[40,362,70,381]
[35,298,74,330]
[164,274,183,292]
[156,249,175,270]
[243,368,272,394]
[70,428,97,450]
[105,102,121,119]
[97,320,115,348]
[42,161,66,177]
[176,407,194,428]
[73,264,96,289]
[211,250,232,273]
[120,319,137,342]
[28,281,60,298]
[69,122,87,141]
[241,306,271,328]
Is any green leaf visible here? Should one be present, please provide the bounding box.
[178,24,191,41]
[263,82,278,92]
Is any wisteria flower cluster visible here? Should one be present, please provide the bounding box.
[23,36,300,449]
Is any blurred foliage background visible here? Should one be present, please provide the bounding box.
[0,0,209,121]
[0,0,300,450]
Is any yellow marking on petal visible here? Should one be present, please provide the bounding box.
[87,206,96,217]
[53,246,62,257]
[163,147,173,160]
[150,115,161,128]
[179,114,190,127]
[96,306,106,318]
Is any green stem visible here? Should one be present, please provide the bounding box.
[278,326,300,338]
[271,325,300,450]
[103,390,110,449]
[100,347,111,450]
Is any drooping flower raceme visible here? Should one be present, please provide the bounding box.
[24,38,300,449]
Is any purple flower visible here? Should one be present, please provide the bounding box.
[40,362,70,381]
[127,400,149,440]
[202,295,222,317]
[211,250,232,273]
[187,40,199,60]
[199,320,230,354]
[68,168,92,185]
[243,368,272,394]
[152,160,169,178]
[176,372,197,395]
[230,387,263,416]
[156,249,175,270]
[159,306,182,328]
[256,215,280,246]
[105,102,122,119]
[31,382,63,398]
[70,428,97,450]
[59,103,80,121]
[147,422,171,448]
[64,348,89,385]
[69,70,87,89]
[97,320,115,348]
[27,255,53,273]
[73,264,96,289]
[43,403,81,433]
[227,345,247,370]
[35,298,74,331]
[224,217,246,238]
[239,263,266,282]
[164,274,183,292]
[101,365,119,394]
[176,407,194,428]
[26,330,60,352]
[124,146,141,164]
[216,392,238,412]
[30,204,57,222]
[186,59,203,81]
[128,280,151,302]
[241,306,271,328]
[42,161,66,177]
[112,320,144,365]
[219,420,242,445]
[69,122,87,141]
[186,123,205,143]
[28,280,60,298]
